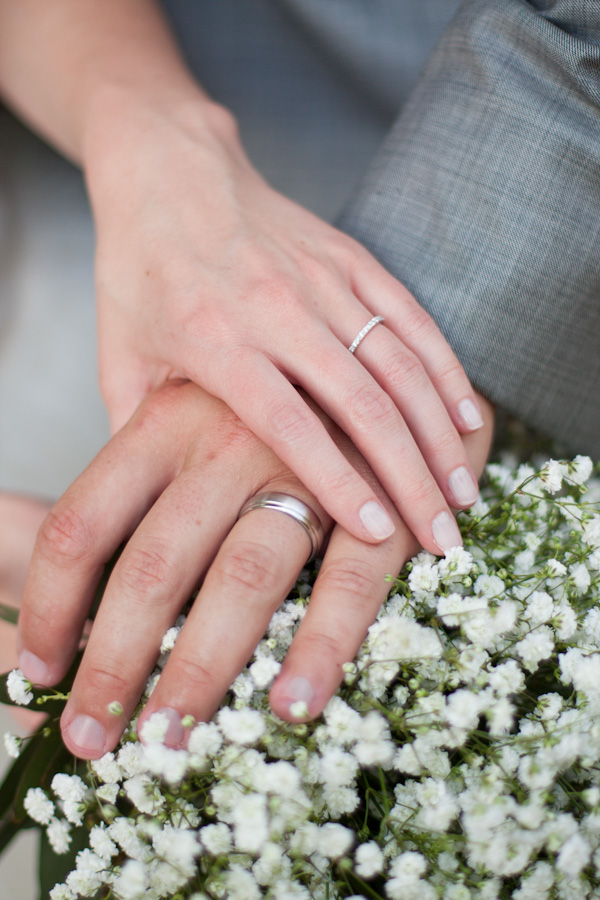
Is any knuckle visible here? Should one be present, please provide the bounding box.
[318,556,380,603]
[347,383,398,430]
[170,654,216,692]
[305,628,346,663]
[83,662,130,700]
[401,303,436,341]
[434,356,467,384]
[214,541,280,595]
[380,350,427,395]
[37,506,95,566]
[266,400,313,446]
[401,467,439,506]
[316,465,359,498]
[429,427,461,458]
[116,542,175,598]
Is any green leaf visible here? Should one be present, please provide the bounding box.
[14,727,71,824]
[38,821,89,900]
[0,730,44,823]
[0,603,19,626]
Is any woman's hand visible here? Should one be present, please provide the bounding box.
[84,87,483,556]
[16,380,493,759]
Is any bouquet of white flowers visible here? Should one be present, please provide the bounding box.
[2,455,600,900]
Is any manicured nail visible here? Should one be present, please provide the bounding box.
[18,649,50,685]
[284,676,315,718]
[359,501,395,541]
[157,707,184,748]
[65,715,107,756]
[458,398,484,431]
[448,466,479,507]
[432,511,462,553]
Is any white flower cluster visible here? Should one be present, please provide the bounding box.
[8,455,600,899]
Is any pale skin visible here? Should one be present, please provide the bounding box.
[0,0,495,753]
[0,0,484,557]
[12,382,494,759]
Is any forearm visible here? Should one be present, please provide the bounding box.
[0,0,229,164]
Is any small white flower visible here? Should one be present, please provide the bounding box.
[160,625,181,653]
[152,825,200,878]
[90,752,121,784]
[124,773,165,815]
[317,823,354,858]
[547,558,567,577]
[65,867,103,898]
[89,824,118,862]
[256,760,300,797]
[388,850,427,881]
[24,787,55,824]
[556,832,591,876]
[569,455,594,485]
[139,710,171,744]
[3,731,22,758]
[200,822,232,855]
[249,656,281,689]
[223,864,261,900]
[583,515,600,547]
[47,817,72,854]
[514,548,536,573]
[569,562,591,594]
[354,841,384,878]
[319,747,358,788]
[539,459,567,493]
[474,574,505,598]
[112,859,147,899]
[49,886,76,900]
[96,782,119,805]
[438,547,474,579]
[51,773,87,803]
[408,562,440,596]
[571,654,600,699]
[445,689,484,730]
[524,591,554,624]
[553,602,578,640]
[218,707,266,745]
[116,742,145,777]
[323,696,362,745]
[516,626,554,671]
[188,721,223,759]
[354,739,395,767]
[6,669,33,705]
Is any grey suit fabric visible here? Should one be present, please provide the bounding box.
[162,0,600,456]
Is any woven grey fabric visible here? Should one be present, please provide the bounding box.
[339,0,600,456]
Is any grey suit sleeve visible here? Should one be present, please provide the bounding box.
[338,0,600,456]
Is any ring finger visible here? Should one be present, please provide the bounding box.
[137,484,329,739]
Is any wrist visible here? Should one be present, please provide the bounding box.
[81,78,244,181]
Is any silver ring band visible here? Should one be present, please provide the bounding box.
[348,316,385,354]
[237,491,324,562]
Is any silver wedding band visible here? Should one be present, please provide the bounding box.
[237,491,324,562]
[348,316,385,354]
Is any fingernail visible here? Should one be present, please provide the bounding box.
[458,398,484,431]
[448,466,479,507]
[432,511,462,553]
[359,501,395,541]
[157,707,184,748]
[284,675,315,719]
[18,649,51,685]
[65,715,107,756]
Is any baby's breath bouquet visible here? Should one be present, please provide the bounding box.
[3,455,600,900]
